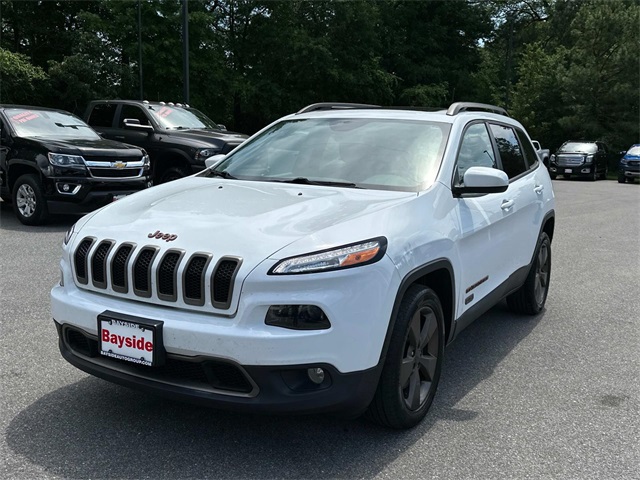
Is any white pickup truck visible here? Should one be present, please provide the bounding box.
[532,140,550,166]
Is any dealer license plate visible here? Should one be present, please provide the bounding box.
[564,169,572,173]
[98,313,162,366]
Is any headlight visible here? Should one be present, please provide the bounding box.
[620,158,628,165]
[270,237,387,275]
[48,153,86,167]
[195,148,221,162]
[585,154,595,163]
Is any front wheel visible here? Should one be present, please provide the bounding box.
[12,174,49,225]
[366,285,444,429]
[507,232,551,315]
[158,166,189,184]
[618,173,626,184]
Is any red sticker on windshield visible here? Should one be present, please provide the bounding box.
[11,111,40,124]
[157,107,173,118]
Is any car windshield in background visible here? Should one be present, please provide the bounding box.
[147,105,221,130]
[212,118,451,191]
[558,142,597,154]
[626,146,640,156]
[6,108,100,140]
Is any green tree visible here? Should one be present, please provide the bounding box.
[0,48,47,104]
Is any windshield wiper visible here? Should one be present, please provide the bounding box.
[276,177,361,188]
[207,169,237,180]
[55,123,91,129]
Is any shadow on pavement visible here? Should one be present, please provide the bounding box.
[6,302,542,479]
[0,200,78,232]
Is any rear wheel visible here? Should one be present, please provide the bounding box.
[366,285,444,429]
[12,174,48,225]
[507,232,551,315]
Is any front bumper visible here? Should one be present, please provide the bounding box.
[45,176,150,215]
[55,320,381,415]
[619,166,640,177]
[549,164,596,177]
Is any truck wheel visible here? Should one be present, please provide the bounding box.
[507,232,551,315]
[12,174,49,225]
[549,173,557,180]
[590,169,598,181]
[618,173,626,183]
[366,285,444,429]
[158,166,189,184]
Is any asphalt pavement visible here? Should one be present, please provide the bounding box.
[1,179,639,479]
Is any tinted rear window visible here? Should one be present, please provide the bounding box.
[88,104,117,128]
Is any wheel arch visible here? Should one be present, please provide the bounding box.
[8,162,41,192]
[541,210,555,244]
[380,259,456,366]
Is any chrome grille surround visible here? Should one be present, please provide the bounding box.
[71,238,241,311]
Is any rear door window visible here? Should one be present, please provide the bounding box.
[489,124,527,179]
[87,104,117,128]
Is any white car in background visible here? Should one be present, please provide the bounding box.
[51,102,555,429]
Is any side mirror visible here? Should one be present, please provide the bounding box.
[204,154,226,169]
[453,166,509,196]
[124,119,154,133]
[619,151,627,156]
[217,124,227,131]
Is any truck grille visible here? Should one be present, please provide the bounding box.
[83,155,146,179]
[72,238,241,309]
[556,155,585,167]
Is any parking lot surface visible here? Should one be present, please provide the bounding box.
[1,179,638,479]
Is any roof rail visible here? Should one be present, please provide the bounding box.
[296,102,381,114]
[446,102,509,117]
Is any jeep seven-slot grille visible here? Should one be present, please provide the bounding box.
[72,238,240,309]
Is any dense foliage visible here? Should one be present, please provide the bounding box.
[1,0,638,150]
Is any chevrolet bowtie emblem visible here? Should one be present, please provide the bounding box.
[113,161,127,169]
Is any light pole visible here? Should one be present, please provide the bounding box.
[182,0,189,104]
[138,0,143,100]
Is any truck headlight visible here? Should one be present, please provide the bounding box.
[195,148,221,162]
[270,237,387,274]
[585,154,594,163]
[48,153,86,167]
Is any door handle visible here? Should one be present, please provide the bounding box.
[501,199,514,210]
[534,185,544,194]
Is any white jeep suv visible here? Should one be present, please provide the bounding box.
[51,102,555,429]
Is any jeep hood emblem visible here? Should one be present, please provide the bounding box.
[148,230,177,242]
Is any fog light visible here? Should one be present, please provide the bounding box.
[307,367,325,384]
[62,184,70,192]
[265,305,330,330]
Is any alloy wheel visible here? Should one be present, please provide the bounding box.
[400,306,440,411]
[16,184,37,218]
[534,242,550,305]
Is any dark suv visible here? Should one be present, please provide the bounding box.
[549,140,609,180]
[0,105,150,225]
[84,100,248,184]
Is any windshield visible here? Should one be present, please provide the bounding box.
[6,108,100,140]
[626,146,640,156]
[146,105,221,130]
[212,118,451,191]
[558,142,597,154]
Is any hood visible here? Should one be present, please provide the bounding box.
[76,177,414,268]
[23,136,144,157]
[163,129,248,147]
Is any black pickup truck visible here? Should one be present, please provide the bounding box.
[84,100,248,184]
[0,105,151,225]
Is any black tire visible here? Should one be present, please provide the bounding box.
[563,174,571,180]
[158,166,189,184]
[618,173,626,184]
[12,174,49,225]
[600,166,608,180]
[590,168,598,181]
[549,173,557,180]
[366,285,444,429]
[507,232,551,315]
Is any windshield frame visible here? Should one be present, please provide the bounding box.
[4,108,101,140]
[209,117,452,192]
